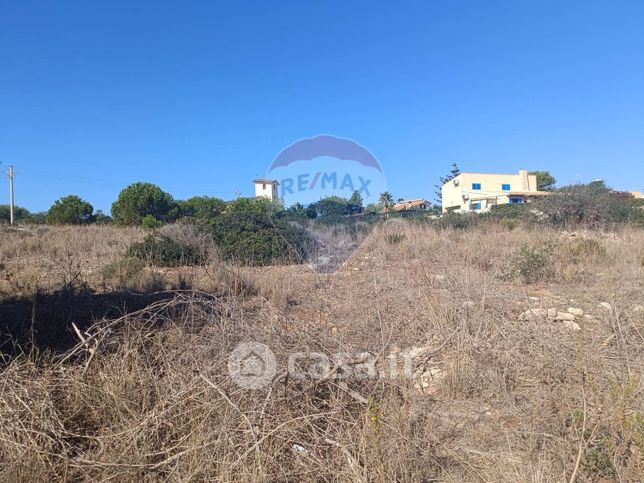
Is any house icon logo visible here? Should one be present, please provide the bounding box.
[228,342,277,389]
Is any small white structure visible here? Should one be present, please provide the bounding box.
[253,178,279,201]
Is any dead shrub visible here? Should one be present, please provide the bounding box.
[567,238,607,260]
[159,222,219,262]
[510,242,555,283]
[101,257,166,292]
[385,233,406,245]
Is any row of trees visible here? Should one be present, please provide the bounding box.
[1,183,393,227]
[18,182,405,227]
[1,167,558,226]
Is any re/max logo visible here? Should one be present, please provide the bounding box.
[280,172,372,197]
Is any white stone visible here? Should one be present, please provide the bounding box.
[520,308,548,320]
[547,308,558,319]
[567,307,584,317]
[562,320,581,331]
[632,305,644,313]
[555,312,576,322]
[599,302,613,311]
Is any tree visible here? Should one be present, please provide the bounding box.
[0,205,31,223]
[434,163,461,204]
[348,190,364,213]
[379,191,394,219]
[365,203,381,213]
[46,195,94,225]
[309,196,352,218]
[225,197,281,216]
[178,196,226,220]
[111,182,176,226]
[94,210,112,225]
[529,171,557,191]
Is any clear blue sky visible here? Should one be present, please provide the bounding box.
[1,0,643,212]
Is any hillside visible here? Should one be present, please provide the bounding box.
[0,222,643,481]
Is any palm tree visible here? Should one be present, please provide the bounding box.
[379,191,394,219]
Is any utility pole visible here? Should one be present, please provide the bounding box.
[7,165,15,224]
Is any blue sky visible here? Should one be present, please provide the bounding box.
[1,0,643,212]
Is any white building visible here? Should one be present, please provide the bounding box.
[441,169,548,213]
[253,179,279,201]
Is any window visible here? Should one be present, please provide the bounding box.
[471,202,481,210]
[472,183,482,190]
[263,183,266,189]
[502,184,511,191]
[509,197,524,205]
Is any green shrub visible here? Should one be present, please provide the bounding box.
[0,205,32,223]
[437,213,482,230]
[489,203,528,221]
[46,195,94,225]
[111,182,177,226]
[159,223,218,262]
[210,212,313,266]
[499,217,519,230]
[225,197,281,216]
[533,181,644,228]
[142,215,163,230]
[511,243,555,283]
[127,235,207,267]
[177,196,226,220]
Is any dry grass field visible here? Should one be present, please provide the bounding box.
[1,222,643,481]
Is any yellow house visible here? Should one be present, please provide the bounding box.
[441,169,548,213]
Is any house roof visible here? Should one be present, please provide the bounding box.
[253,178,280,185]
[451,171,533,177]
[393,199,428,211]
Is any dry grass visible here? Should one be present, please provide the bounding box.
[1,222,643,481]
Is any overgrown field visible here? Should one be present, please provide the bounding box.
[1,222,643,481]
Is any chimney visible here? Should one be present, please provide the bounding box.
[519,169,529,191]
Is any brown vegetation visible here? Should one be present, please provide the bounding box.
[0,222,643,481]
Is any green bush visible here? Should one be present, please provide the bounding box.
[499,217,519,230]
[436,213,482,230]
[210,212,313,266]
[178,196,226,220]
[46,195,94,225]
[533,181,644,228]
[488,203,528,221]
[127,235,207,267]
[511,243,555,283]
[225,197,281,216]
[111,182,177,226]
[142,215,163,230]
[0,205,32,223]
[309,196,352,218]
